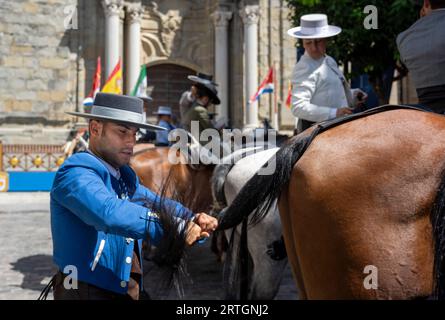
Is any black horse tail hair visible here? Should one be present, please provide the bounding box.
[135,169,195,299]
[431,166,445,299]
[217,132,314,230]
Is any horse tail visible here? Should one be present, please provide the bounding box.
[431,167,445,299]
[218,132,314,230]
[139,170,192,298]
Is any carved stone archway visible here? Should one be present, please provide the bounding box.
[145,63,196,123]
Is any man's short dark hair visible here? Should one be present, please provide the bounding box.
[430,0,445,9]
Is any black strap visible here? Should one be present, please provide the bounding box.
[300,104,432,159]
[317,104,429,131]
[37,274,56,300]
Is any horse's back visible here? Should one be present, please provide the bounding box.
[287,109,445,299]
[130,147,170,191]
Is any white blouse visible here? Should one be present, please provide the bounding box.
[291,53,350,122]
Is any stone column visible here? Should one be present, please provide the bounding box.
[212,10,232,125]
[125,2,143,95]
[240,5,260,128]
[102,0,123,79]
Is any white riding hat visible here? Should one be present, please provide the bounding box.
[287,14,341,39]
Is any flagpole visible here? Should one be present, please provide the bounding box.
[273,61,278,129]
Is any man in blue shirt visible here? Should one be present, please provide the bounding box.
[49,93,217,300]
[153,106,176,146]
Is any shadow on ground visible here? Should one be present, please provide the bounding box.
[10,254,57,292]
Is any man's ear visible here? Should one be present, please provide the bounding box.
[89,120,102,137]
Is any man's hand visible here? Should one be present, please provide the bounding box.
[336,107,354,117]
[185,222,209,246]
[352,88,368,107]
[194,213,218,233]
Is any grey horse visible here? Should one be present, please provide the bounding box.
[212,148,289,299]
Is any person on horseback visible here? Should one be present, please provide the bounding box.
[49,93,218,300]
[179,72,218,123]
[287,14,368,133]
[397,0,445,113]
[180,73,221,144]
[153,106,176,147]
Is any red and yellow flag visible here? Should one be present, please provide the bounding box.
[285,80,292,109]
[102,58,122,94]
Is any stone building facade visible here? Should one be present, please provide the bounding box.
[0,0,418,146]
[0,0,82,144]
[0,0,298,148]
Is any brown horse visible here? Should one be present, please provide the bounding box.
[130,146,215,213]
[130,145,235,265]
[217,106,445,299]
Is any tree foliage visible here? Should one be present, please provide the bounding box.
[286,0,420,80]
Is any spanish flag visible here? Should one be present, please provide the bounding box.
[102,58,122,94]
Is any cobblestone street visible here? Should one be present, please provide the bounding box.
[0,209,55,300]
[0,193,297,300]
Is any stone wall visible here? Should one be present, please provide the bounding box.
[0,0,79,124]
[0,0,107,144]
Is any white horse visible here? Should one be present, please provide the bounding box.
[212,147,290,299]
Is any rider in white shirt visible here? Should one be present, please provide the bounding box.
[288,14,367,132]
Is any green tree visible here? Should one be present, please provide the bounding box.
[286,0,420,104]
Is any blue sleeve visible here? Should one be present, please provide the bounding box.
[155,130,169,145]
[155,120,171,145]
[137,183,194,220]
[51,166,164,243]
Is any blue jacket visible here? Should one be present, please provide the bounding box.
[155,120,176,146]
[50,152,193,294]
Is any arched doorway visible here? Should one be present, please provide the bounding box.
[145,63,196,124]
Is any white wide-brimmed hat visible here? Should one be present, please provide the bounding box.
[287,14,341,39]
